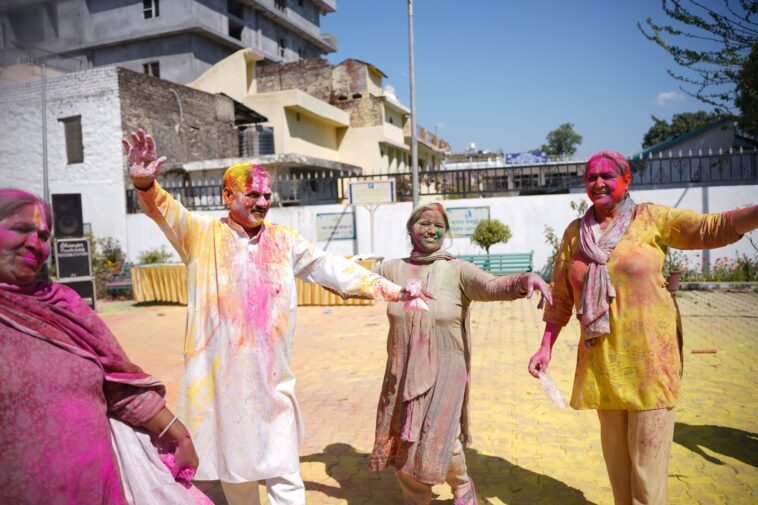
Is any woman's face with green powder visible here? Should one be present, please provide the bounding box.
[410,209,447,253]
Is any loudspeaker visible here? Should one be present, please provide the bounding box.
[59,279,96,310]
[55,238,92,279]
[52,193,83,237]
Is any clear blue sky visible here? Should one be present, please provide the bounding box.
[322,0,727,157]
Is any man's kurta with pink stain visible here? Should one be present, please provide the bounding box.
[139,184,402,482]
[544,203,740,410]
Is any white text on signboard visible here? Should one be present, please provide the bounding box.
[447,207,491,237]
[349,181,395,204]
[316,212,356,241]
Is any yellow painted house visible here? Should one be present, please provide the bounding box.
[187,48,449,180]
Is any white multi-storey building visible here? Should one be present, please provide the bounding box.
[0,0,337,84]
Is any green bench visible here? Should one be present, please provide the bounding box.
[104,263,133,295]
[456,252,533,275]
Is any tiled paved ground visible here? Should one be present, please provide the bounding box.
[100,290,758,504]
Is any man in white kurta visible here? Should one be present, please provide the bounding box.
[124,129,405,505]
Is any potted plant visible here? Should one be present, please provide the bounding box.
[663,249,687,292]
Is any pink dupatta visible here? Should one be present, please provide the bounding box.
[577,198,636,345]
[0,282,165,422]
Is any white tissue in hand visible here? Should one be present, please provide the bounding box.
[405,278,422,296]
[403,298,429,312]
[539,372,567,409]
[402,279,428,312]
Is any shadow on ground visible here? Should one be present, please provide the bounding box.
[193,481,227,504]
[674,422,758,467]
[300,443,595,505]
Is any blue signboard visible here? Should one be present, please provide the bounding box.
[506,151,548,165]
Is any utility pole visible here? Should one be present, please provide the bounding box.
[408,0,419,208]
[41,62,49,204]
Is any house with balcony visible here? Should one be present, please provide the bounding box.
[186,49,451,193]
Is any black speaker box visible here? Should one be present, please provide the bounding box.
[59,279,96,310]
[52,193,83,237]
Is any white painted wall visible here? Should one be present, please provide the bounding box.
[125,185,758,273]
[0,66,127,251]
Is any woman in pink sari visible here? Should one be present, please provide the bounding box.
[0,189,202,504]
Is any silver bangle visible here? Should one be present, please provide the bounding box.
[158,415,178,438]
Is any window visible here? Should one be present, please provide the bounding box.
[274,0,286,11]
[228,20,243,40]
[227,0,244,17]
[0,23,5,49]
[298,0,304,6]
[59,116,83,164]
[143,0,159,19]
[278,37,285,58]
[143,61,160,77]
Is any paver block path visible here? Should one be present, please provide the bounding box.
[101,290,758,504]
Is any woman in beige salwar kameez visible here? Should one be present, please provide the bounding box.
[369,203,552,505]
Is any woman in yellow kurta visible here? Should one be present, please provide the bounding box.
[528,150,758,505]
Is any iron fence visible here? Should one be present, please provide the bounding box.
[628,148,756,186]
[126,149,757,212]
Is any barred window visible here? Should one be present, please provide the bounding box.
[143,0,160,19]
[143,61,160,78]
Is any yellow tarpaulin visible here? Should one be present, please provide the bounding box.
[131,260,377,306]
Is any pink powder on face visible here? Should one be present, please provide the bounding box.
[250,166,272,194]
[584,158,630,206]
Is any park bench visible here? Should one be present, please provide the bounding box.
[104,263,133,295]
[456,252,533,275]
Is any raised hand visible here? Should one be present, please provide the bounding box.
[122,128,166,190]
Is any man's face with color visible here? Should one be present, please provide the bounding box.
[224,167,273,230]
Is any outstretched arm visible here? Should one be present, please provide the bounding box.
[292,235,429,302]
[730,205,758,235]
[123,128,201,263]
[460,262,552,304]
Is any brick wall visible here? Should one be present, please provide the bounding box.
[333,94,383,128]
[331,59,368,99]
[117,68,238,168]
[256,59,333,102]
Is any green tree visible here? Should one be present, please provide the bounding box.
[642,110,727,148]
[638,0,757,111]
[138,245,174,264]
[540,123,583,156]
[735,42,758,136]
[471,219,512,254]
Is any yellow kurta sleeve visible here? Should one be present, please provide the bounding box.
[653,206,741,250]
[136,182,211,264]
